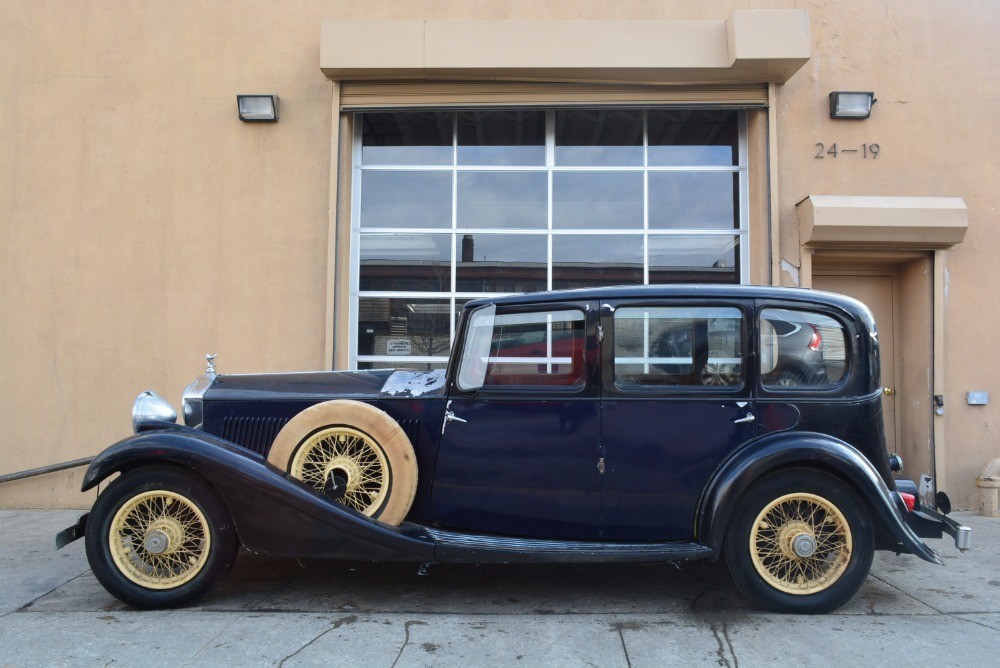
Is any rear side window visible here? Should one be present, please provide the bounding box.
[457,307,587,391]
[760,308,848,388]
[613,306,743,388]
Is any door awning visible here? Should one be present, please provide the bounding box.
[798,196,969,250]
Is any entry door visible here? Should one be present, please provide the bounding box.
[432,301,602,540]
[813,274,897,453]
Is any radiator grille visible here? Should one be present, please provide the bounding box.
[221,416,290,456]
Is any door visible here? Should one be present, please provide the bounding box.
[432,301,602,539]
[813,274,898,453]
[600,301,757,541]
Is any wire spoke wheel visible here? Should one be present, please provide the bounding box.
[109,490,212,590]
[749,492,852,595]
[291,426,390,516]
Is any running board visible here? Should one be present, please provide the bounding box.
[425,527,713,563]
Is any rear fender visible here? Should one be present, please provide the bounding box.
[82,426,434,561]
[696,432,940,564]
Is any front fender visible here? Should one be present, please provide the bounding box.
[82,425,435,561]
[696,432,940,564]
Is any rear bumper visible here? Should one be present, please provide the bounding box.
[905,505,972,551]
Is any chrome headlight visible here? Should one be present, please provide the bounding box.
[132,390,177,432]
[182,372,215,428]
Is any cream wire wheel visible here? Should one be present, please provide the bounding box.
[290,426,391,516]
[268,400,418,525]
[749,492,852,594]
[86,469,238,608]
[108,490,212,589]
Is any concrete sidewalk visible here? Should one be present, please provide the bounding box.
[1,509,997,667]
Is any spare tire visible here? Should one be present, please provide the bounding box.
[267,400,417,526]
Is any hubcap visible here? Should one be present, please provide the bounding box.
[792,533,817,558]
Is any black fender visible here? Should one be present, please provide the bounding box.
[696,431,941,564]
[81,425,435,561]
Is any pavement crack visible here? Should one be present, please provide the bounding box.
[869,573,944,613]
[615,619,633,668]
[11,570,91,615]
[183,615,244,666]
[709,621,738,668]
[276,617,351,668]
[390,620,427,668]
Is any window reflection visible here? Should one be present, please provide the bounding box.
[648,172,738,230]
[360,234,451,292]
[648,236,738,283]
[553,235,643,289]
[648,110,738,166]
[553,172,644,229]
[361,112,453,165]
[456,234,547,293]
[457,110,545,166]
[458,172,547,229]
[556,109,643,166]
[360,171,452,228]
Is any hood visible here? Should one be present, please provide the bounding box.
[204,368,447,402]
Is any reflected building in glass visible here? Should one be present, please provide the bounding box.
[352,109,746,369]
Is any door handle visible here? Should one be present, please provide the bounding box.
[445,410,467,424]
[733,412,755,424]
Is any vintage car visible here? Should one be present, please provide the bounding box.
[58,285,970,613]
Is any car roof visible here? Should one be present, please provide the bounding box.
[463,284,872,319]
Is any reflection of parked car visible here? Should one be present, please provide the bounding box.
[761,312,836,386]
[58,285,970,615]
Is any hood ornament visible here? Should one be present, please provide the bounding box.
[205,353,218,375]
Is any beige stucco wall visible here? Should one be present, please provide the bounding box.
[1,0,998,509]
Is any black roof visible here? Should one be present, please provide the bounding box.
[464,284,873,319]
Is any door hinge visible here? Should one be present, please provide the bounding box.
[596,325,604,343]
[597,457,605,475]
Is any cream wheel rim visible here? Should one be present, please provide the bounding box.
[290,426,390,516]
[749,492,852,595]
[109,490,211,589]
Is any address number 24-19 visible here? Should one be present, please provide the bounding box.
[815,143,880,159]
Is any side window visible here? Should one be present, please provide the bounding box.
[457,307,586,391]
[760,308,848,388]
[614,306,743,388]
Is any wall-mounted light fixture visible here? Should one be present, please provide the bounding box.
[829,91,876,120]
[237,95,279,122]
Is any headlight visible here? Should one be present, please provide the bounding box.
[182,372,215,428]
[132,391,177,432]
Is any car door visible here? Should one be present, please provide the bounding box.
[431,300,602,539]
[600,299,756,541]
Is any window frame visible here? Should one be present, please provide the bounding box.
[349,108,750,371]
[755,302,855,397]
[602,299,753,397]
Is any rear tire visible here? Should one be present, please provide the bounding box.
[85,468,238,609]
[724,468,874,614]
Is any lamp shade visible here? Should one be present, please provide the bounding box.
[829,91,875,119]
[237,95,279,122]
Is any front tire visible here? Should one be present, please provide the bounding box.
[85,468,238,609]
[724,468,874,613]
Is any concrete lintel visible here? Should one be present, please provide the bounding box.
[320,11,810,84]
[798,196,969,250]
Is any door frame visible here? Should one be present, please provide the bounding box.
[802,248,946,501]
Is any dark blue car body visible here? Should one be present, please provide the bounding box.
[67,285,970,612]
